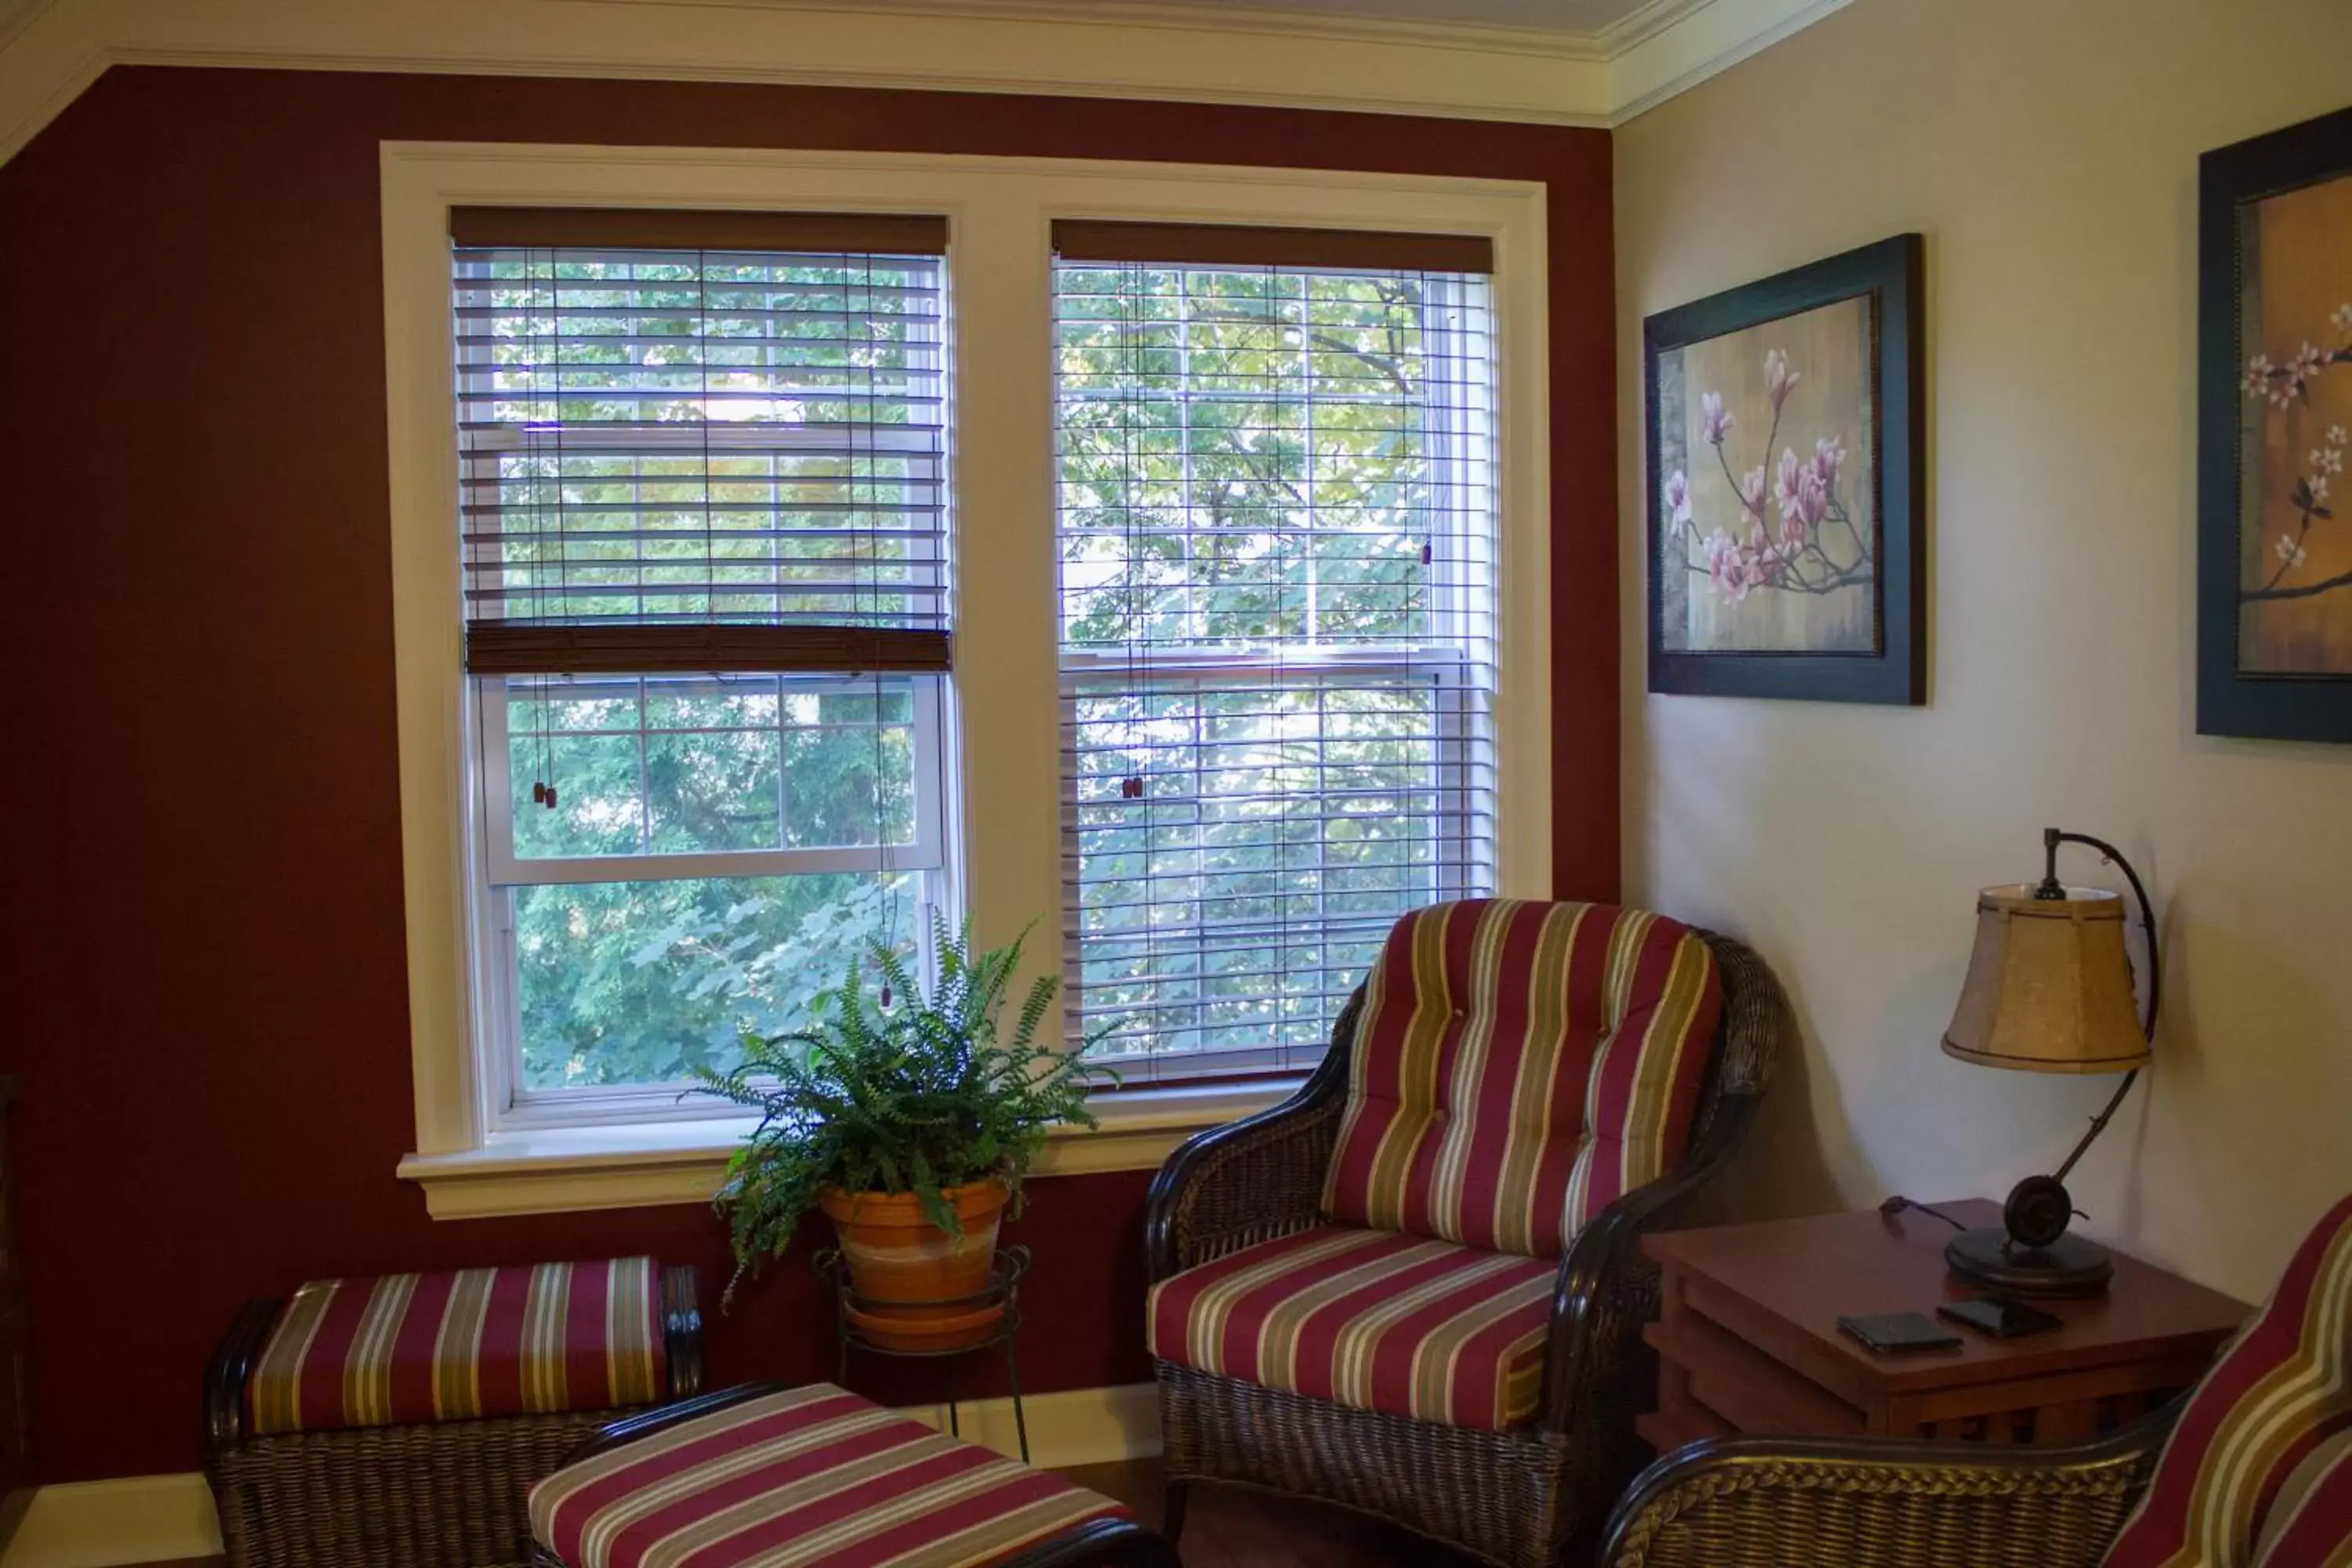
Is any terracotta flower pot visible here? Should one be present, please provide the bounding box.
[820,1179,1008,1351]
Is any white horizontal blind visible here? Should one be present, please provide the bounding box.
[1053,249,1499,1081]
[451,237,948,671]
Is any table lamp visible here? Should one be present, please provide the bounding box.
[1939,828,2158,1297]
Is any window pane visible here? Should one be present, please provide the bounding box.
[511,870,920,1090]
[502,673,925,861]
[1067,673,1476,1062]
[783,685,917,848]
[1055,266,1468,655]
[1054,258,1497,1076]
[458,236,957,1125]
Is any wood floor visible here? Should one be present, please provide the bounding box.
[1064,1458,1478,1566]
[140,1457,1475,1566]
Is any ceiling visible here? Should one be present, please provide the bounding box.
[1044,0,1658,34]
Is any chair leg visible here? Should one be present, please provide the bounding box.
[1160,1480,1189,1544]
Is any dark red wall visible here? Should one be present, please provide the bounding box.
[0,66,1615,1484]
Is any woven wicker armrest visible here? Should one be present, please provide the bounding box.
[204,1297,284,1453]
[1142,993,1359,1283]
[1541,1098,1755,1433]
[1541,930,1786,1435]
[1600,1415,2173,1568]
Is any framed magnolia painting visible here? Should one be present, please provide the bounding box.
[1646,234,1926,704]
[2198,105,2352,742]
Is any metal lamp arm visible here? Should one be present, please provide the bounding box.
[2038,829,2160,1185]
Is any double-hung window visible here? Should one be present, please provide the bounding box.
[1051,223,1501,1081]
[388,148,1547,1211]
[450,208,952,1123]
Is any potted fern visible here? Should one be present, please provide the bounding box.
[693,916,1106,1348]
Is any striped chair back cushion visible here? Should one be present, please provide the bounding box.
[2101,1193,2352,1568]
[2252,1431,2352,1568]
[246,1256,668,1435]
[1320,900,1722,1260]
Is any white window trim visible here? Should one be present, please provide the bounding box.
[383,141,1551,1219]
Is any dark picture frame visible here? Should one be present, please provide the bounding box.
[2196,105,2352,743]
[1645,234,1926,704]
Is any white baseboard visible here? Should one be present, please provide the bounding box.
[2,1472,221,1568]
[0,1383,1160,1568]
[899,1381,1161,1470]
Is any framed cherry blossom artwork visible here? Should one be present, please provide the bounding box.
[2198,105,2352,742]
[1646,234,1926,704]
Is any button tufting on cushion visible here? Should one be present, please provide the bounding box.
[1321,899,1722,1261]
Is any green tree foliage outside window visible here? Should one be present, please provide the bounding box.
[466,248,946,1094]
[1053,263,1497,1063]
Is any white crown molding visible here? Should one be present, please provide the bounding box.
[0,0,1847,168]
[1594,0,1711,53]
[614,0,1614,62]
[1607,0,1851,122]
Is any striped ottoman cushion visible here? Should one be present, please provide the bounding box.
[247,1256,667,1436]
[1146,1224,1555,1432]
[1322,900,1722,1260]
[529,1384,1132,1568]
[2101,1193,2352,1567]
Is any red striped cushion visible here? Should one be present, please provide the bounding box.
[2101,1194,2352,1568]
[1321,900,1722,1259]
[529,1384,1132,1568]
[246,1257,667,1435]
[2252,1433,2352,1568]
[1145,1224,1555,1432]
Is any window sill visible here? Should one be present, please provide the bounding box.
[397,1076,1302,1220]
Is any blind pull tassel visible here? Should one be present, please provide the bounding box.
[1121,775,1146,800]
[531,781,548,805]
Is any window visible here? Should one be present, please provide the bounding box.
[451,208,951,1121]
[387,148,1546,1209]
[1051,223,1500,1081]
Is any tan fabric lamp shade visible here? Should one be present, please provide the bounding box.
[1941,884,2152,1074]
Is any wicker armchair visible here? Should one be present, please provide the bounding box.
[1599,1417,2171,1568]
[1143,913,1789,1568]
[1604,1189,2352,1568]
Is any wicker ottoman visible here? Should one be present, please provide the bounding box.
[205,1255,702,1568]
[528,1382,1178,1568]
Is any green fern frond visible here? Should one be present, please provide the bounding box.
[689,917,1114,1308]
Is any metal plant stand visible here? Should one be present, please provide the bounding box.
[811,1243,1033,1463]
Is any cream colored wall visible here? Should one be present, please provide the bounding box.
[1616,0,2352,1305]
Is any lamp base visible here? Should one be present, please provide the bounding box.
[1944,1227,2114,1298]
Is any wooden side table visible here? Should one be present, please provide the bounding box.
[1640,1200,2249,1450]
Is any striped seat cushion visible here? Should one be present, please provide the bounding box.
[247,1256,667,1436]
[529,1384,1132,1568]
[2101,1193,2352,1568]
[1322,900,1722,1259]
[1145,1224,1555,1432]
